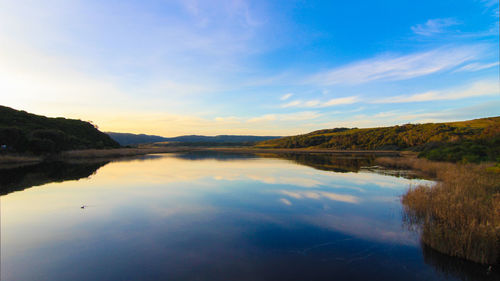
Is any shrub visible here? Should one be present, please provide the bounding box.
[29,138,56,154]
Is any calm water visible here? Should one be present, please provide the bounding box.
[0,152,496,281]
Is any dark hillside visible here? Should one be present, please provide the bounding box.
[0,106,120,154]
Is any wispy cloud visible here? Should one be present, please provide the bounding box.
[281,96,359,108]
[280,93,293,100]
[373,80,499,103]
[213,116,242,124]
[307,46,482,85]
[247,111,321,123]
[454,61,499,72]
[395,101,500,122]
[480,0,499,9]
[411,18,459,36]
[281,100,301,107]
[307,100,500,131]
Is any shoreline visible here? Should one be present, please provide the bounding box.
[0,146,402,167]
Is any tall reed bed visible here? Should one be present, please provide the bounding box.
[376,156,500,264]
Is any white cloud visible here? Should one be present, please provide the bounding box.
[0,0,275,103]
[247,111,321,123]
[280,93,293,100]
[281,96,359,108]
[247,175,322,187]
[411,18,459,36]
[213,116,242,124]
[307,46,482,85]
[374,80,499,103]
[310,99,500,130]
[373,111,400,118]
[455,61,499,72]
[323,96,359,107]
[281,100,302,108]
[396,101,500,122]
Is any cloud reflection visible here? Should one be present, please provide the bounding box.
[279,190,359,204]
[279,198,292,206]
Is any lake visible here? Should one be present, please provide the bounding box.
[1,152,496,281]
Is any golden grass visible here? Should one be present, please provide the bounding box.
[376,156,500,264]
[375,156,453,178]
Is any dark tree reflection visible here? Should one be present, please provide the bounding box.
[0,160,108,195]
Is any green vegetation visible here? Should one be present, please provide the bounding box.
[0,106,120,154]
[418,138,500,163]
[376,156,500,264]
[257,117,500,163]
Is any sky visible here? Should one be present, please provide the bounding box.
[1,0,499,136]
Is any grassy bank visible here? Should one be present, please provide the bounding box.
[376,156,500,264]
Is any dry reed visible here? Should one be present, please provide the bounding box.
[376,156,500,264]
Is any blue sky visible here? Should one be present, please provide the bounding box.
[1,0,499,136]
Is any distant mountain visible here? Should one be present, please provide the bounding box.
[0,105,120,154]
[166,135,281,143]
[257,117,500,162]
[106,132,169,146]
[107,132,281,146]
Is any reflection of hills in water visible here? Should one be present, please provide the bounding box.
[172,151,422,178]
[172,151,259,161]
[0,152,417,196]
[0,161,108,196]
[170,151,376,173]
[421,243,499,281]
[258,153,376,173]
[262,153,423,179]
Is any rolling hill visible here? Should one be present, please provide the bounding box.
[257,117,500,162]
[0,105,120,153]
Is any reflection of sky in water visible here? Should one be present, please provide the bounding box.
[1,153,471,281]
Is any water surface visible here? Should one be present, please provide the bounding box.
[1,152,496,280]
